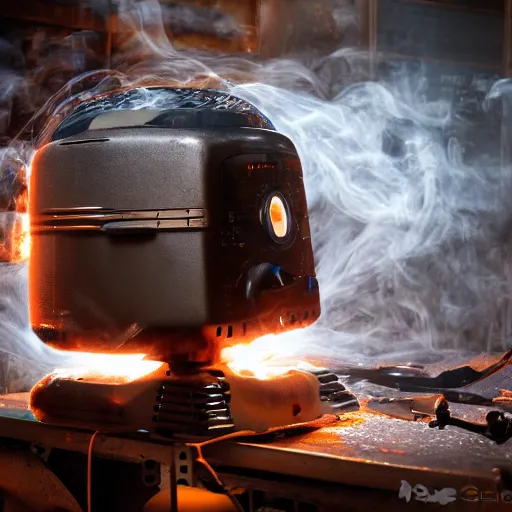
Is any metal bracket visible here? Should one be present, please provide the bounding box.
[173,444,196,488]
[429,398,512,444]
[158,445,196,490]
[142,459,161,488]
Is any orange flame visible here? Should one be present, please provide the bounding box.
[51,353,164,384]
[9,212,31,263]
[34,334,316,386]
[42,335,314,385]
[221,334,318,380]
[18,213,30,262]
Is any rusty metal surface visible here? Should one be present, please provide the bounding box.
[0,392,509,495]
[202,413,509,495]
[254,411,510,473]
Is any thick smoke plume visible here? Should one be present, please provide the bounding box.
[0,0,511,390]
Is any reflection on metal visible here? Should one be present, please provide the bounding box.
[365,395,441,421]
[144,486,237,512]
[0,446,81,512]
[31,208,208,233]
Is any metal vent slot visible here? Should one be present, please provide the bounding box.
[31,208,208,234]
[307,369,360,412]
[59,138,110,146]
[153,377,234,437]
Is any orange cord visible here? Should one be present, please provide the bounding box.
[183,414,339,511]
[84,429,249,512]
[85,416,338,512]
[87,431,101,512]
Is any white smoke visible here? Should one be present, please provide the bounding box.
[0,0,511,391]
[228,81,512,366]
[112,0,512,366]
[0,263,72,392]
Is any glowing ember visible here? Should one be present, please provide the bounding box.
[51,353,164,384]
[19,213,30,261]
[221,334,318,380]
[269,195,288,238]
[9,212,31,263]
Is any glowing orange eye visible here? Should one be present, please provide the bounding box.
[269,195,288,239]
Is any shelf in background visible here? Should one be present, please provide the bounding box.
[0,0,108,32]
[377,0,504,70]
[377,52,503,73]
[396,0,504,15]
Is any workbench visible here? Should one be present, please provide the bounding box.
[0,392,509,511]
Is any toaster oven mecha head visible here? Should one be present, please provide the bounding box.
[29,87,320,367]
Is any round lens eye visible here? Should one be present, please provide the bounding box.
[268,195,288,239]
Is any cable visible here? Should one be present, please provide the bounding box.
[87,428,136,512]
[84,427,243,512]
[86,428,253,512]
[87,431,101,512]
[184,415,339,512]
[84,415,338,512]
